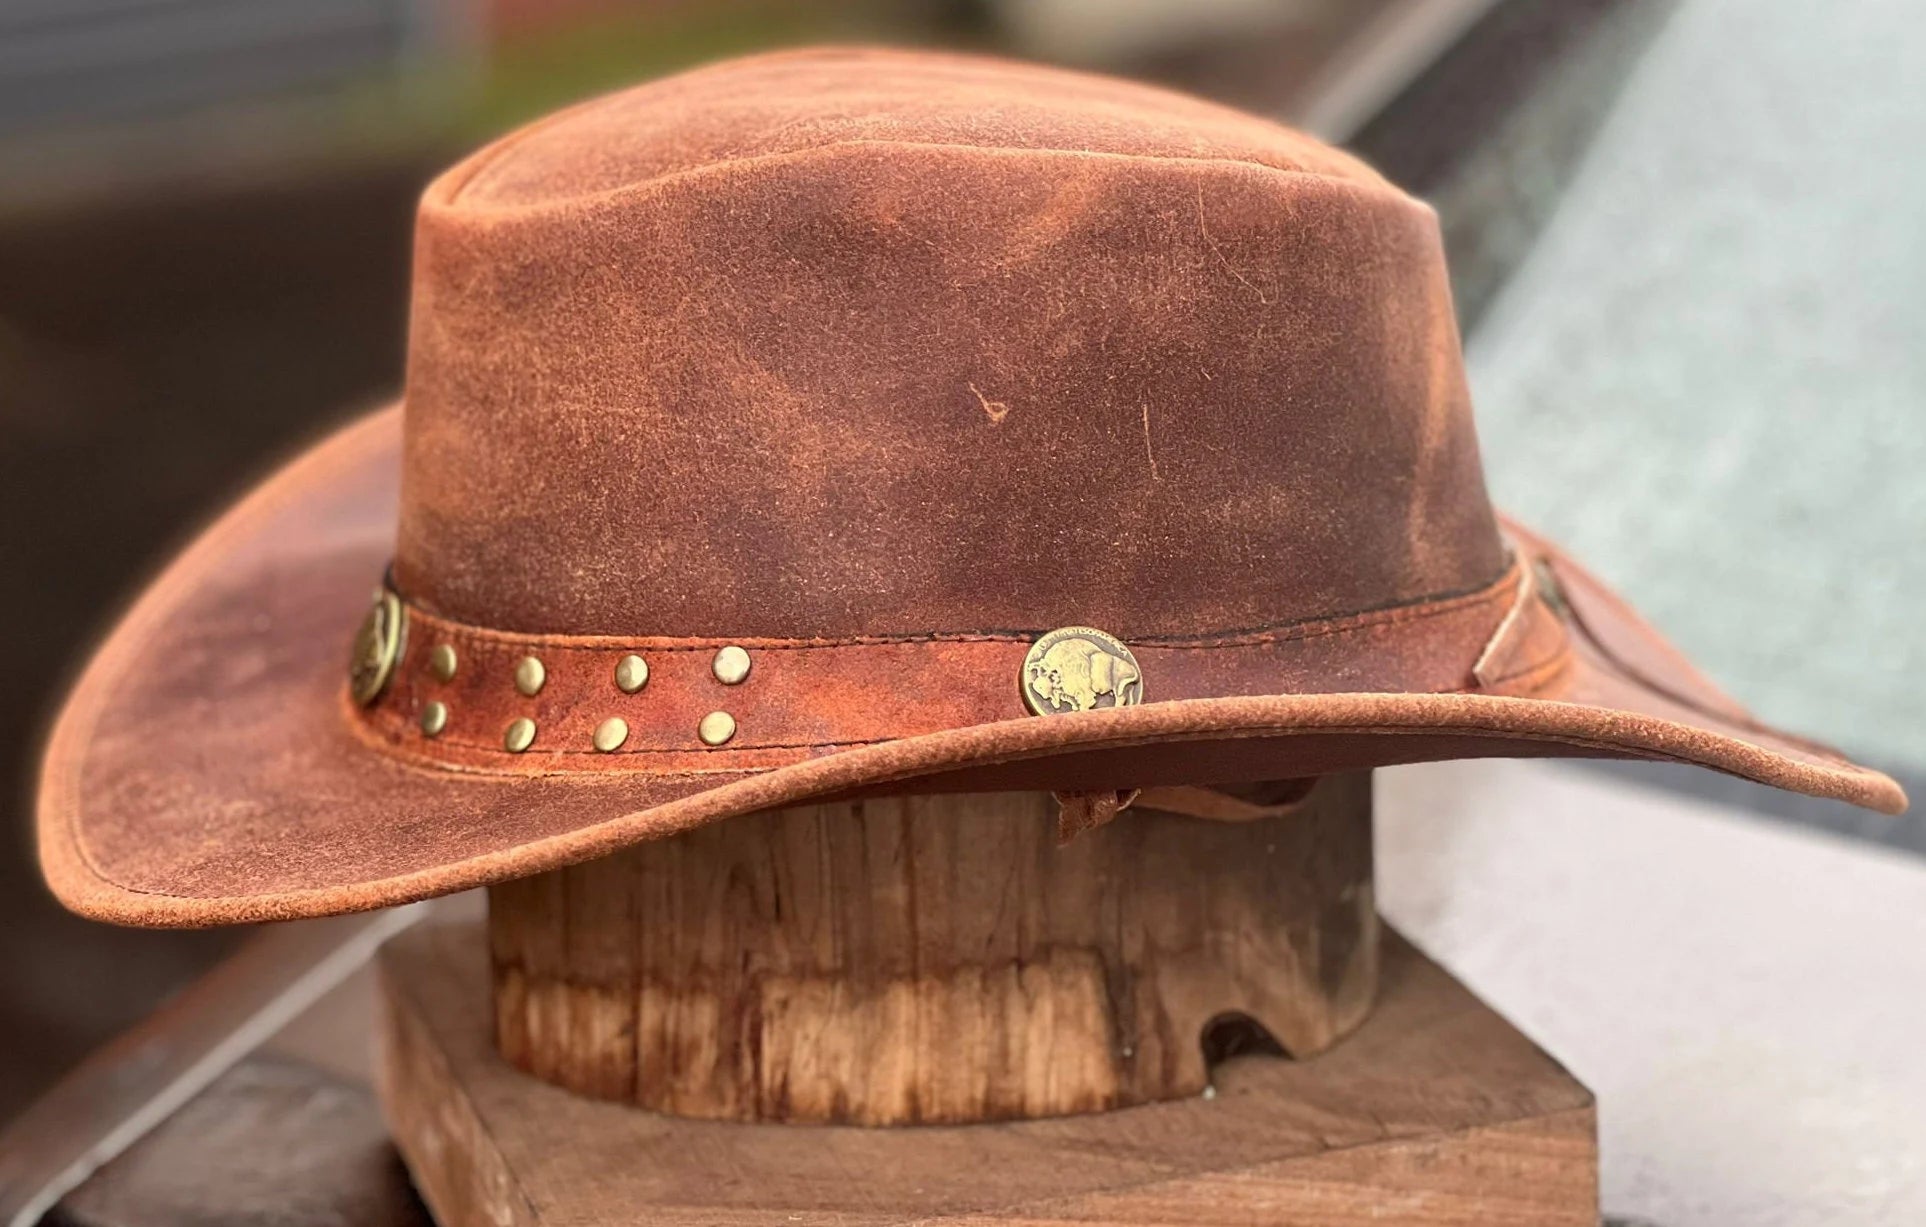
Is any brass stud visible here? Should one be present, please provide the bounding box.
[503,717,536,753]
[697,711,736,747]
[712,645,751,685]
[615,654,649,693]
[428,643,458,682]
[593,717,629,753]
[514,655,547,697]
[419,701,449,737]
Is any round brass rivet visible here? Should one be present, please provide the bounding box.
[712,645,751,685]
[514,655,546,697]
[593,717,629,753]
[697,711,736,746]
[420,701,449,737]
[615,654,650,693]
[348,589,405,706]
[503,717,537,753]
[428,643,458,682]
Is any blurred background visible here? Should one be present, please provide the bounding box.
[0,0,1918,1172]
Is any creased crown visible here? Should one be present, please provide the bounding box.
[395,48,1505,639]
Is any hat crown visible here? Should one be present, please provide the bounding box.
[395,48,1505,638]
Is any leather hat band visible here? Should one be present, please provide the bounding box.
[346,556,1568,776]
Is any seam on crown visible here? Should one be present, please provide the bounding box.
[437,87,630,204]
[440,137,1426,218]
[394,557,1517,650]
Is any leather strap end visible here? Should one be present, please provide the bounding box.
[1052,789,1142,844]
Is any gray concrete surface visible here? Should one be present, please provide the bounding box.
[1466,0,1925,771]
[1380,758,1926,1227]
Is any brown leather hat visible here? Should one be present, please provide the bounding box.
[38,48,1904,927]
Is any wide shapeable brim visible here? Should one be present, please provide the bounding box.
[39,408,1904,927]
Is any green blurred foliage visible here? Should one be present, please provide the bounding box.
[464,1,979,141]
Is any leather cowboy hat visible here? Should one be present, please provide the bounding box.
[38,48,1904,927]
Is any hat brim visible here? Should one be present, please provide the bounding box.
[39,407,1905,927]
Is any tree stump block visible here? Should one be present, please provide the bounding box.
[486,775,1377,1124]
[377,771,1599,1223]
[377,921,1599,1227]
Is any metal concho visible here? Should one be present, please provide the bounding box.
[1021,627,1144,715]
[348,589,405,706]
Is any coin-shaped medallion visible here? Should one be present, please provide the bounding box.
[1021,626,1144,715]
[348,588,405,706]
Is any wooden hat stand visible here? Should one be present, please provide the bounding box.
[376,773,1599,1225]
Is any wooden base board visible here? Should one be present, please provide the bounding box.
[377,922,1597,1226]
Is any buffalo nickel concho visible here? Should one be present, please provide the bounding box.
[1022,627,1144,715]
[348,588,405,706]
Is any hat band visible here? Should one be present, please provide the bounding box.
[345,557,1568,776]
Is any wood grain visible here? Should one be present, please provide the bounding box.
[380,920,1598,1226]
[487,775,1377,1124]
[51,1054,430,1227]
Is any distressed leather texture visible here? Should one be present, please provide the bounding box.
[356,558,1567,774]
[33,49,1905,928]
[395,48,1503,639]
